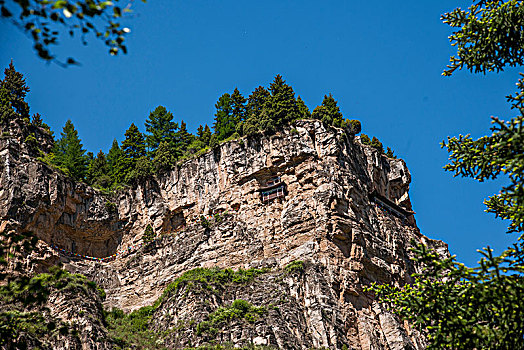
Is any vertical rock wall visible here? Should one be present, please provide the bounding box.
[0,120,447,349]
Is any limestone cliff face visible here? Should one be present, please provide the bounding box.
[0,120,447,349]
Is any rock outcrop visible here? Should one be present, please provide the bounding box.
[0,120,447,349]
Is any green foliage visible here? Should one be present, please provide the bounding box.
[242,76,302,136]
[230,87,247,126]
[213,93,235,141]
[312,93,343,127]
[104,306,162,349]
[385,147,396,159]
[176,120,194,156]
[296,95,311,119]
[360,133,371,145]
[118,123,146,183]
[284,260,304,274]
[144,106,178,157]
[51,119,88,181]
[266,74,300,127]
[0,311,62,348]
[86,150,111,189]
[105,201,117,215]
[153,140,177,172]
[197,124,212,147]
[370,136,384,154]
[23,133,38,153]
[0,266,101,305]
[347,119,361,134]
[0,0,144,65]
[371,2,524,349]
[368,244,524,350]
[0,61,30,124]
[196,299,266,336]
[107,138,123,185]
[143,224,155,243]
[153,267,267,309]
[245,86,270,121]
[442,100,524,233]
[442,0,524,76]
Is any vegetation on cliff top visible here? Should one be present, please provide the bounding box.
[0,62,397,192]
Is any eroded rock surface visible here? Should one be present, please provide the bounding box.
[0,120,447,349]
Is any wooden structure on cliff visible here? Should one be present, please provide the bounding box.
[369,190,415,225]
[258,176,287,203]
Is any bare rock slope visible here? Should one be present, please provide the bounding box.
[0,120,447,349]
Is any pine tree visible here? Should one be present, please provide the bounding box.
[202,124,212,146]
[266,74,300,127]
[196,125,204,139]
[243,86,271,136]
[371,136,384,154]
[312,94,343,127]
[119,123,146,182]
[323,94,344,127]
[296,96,311,119]
[230,87,246,125]
[246,86,270,119]
[386,147,396,159]
[144,106,178,156]
[86,150,111,188]
[175,120,194,155]
[107,139,123,185]
[0,61,30,124]
[213,93,234,141]
[52,120,88,181]
[153,141,177,172]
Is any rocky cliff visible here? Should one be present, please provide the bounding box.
[0,120,448,349]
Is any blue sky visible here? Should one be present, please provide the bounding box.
[0,0,520,266]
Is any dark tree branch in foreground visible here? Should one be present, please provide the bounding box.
[0,0,146,66]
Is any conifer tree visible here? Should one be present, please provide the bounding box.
[175,120,194,155]
[153,141,177,172]
[119,123,146,182]
[196,125,204,139]
[213,93,234,141]
[312,94,343,127]
[52,120,88,181]
[242,86,271,136]
[246,86,270,119]
[195,124,212,147]
[230,87,247,125]
[266,74,300,127]
[144,106,178,156]
[86,150,111,188]
[371,136,384,154]
[0,61,30,124]
[386,147,396,159]
[107,139,123,184]
[296,96,311,119]
[202,124,212,146]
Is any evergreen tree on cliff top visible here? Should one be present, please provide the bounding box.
[266,74,300,127]
[175,120,194,155]
[213,93,234,141]
[230,88,247,126]
[144,106,178,156]
[312,94,343,127]
[0,61,30,124]
[86,150,111,189]
[52,120,88,181]
[118,123,146,183]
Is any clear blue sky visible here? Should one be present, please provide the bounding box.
[0,1,520,266]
